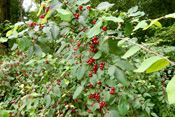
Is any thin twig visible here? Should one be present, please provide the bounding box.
[105,36,175,66]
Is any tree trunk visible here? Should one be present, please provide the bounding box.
[19,0,24,22]
[0,0,11,23]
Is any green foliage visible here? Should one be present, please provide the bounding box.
[0,0,175,117]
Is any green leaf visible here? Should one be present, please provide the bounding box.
[30,109,35,115]
[114,67,129,86]
[108,66,115,76]
[30,92,39,96]
[6,30,12,37]
[128,6,138,14]
[97,2,114,10]
[76,0,90,5]
[116,60,135,71]
[53,86,61,97]
[77,66,86,80]
[56,8,72,22]
[165,13,175,18]
[134,56,162,73]
[87,18,102,38]
[104,110,121,117]
[143,19,159,30]
[133,20,148,31]
[27,46,33,58]
[118,100,129,115]
[103,91,110,102]
[41,10,52,24]
[166,76,175,104]
[117,40,125,47]
[122,46,140,59]
[125,21,132,36]
[93,51,102,59]
[0,71,4,77]
[108,39,125,55]
[51,25,60,39]
[146,58,169,73]
[0,37,8,43]
[73,86,83,99]
[34,44,42,58]
[45,95,51,108]
[105,16,124,22]
[91,103,100,112]
[37,3,46,16]
[106,79,116,87]
[0,111,9,117]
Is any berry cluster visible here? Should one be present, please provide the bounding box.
[89,92,100,101]
[73,13,79,19]
[86,57,95,65]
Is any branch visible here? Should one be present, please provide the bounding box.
[105,36,175,66]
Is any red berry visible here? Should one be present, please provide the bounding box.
[89,73,93,77]
[90,45,94,48]
[111,87,116,91]
[77,42,81,47]
[45,61,49,64]
[92,20,96,24]
[30,23,33,27]
[102,26,107,31]
[110,91,114,94]
[34,22,37,25]
[79,6,83,10]
[43,6,45,9]
[40,14,45,19]
[86,5,91,9]
[87,110,91,113]
[88,84,93,88]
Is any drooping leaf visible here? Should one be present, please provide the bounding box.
[27,47,33,58]
[97,2,114,10]
[103,91,110,102]
[166,76,175,104]
[56,8,72,22]
[105,16,124,22]
[122,46,140,59]
[146,58,169,73]
[134,56,162,73]
[118,100,129,115]
[114,67,129,86]
[73,86,83,99]
[53,86,61,97]
[45,95,51,108]
[87,18,102,38]
[51,25,60,39]
[133,20,148,31]
[108,66,115,76]
[93,51,102,59]
[125,21,132,36]
[34,44,42,58]
[77,66,86,80]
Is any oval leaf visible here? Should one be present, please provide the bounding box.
[87,18,102,38]
[108,66,115,76]
[93,51,102,59]
[73,86,83,99]
[166,76,175,104]
[134,56,162,73]
[105,16,124,22]
[97,2,114,10]
[34,44,42,58]
[146,58,169,73]
[122,46,140,59]
[77,66,85,80]
[114,67,129,86]
[56,8,72,22]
